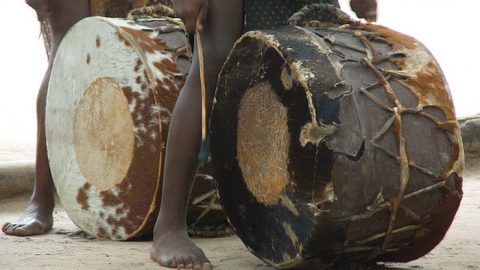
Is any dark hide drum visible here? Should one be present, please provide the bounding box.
[210,5,463,268]
[46,17,225,240]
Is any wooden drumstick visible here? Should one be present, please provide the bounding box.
[195,30,208,165]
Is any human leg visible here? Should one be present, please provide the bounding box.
[2,0,89,236]
[150,0,243,269]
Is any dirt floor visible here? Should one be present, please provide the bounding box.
[1,155,479,270]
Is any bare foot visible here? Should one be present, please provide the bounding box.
[151,230,213,270]
[2,200,53,236]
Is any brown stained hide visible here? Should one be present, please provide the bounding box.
[107,216,116,226]
[116,90,162,237]
[134,58,142,72]
[115,31,130,48]
[155,78,180,121]
[120,27,169,54]
[153,58,180,74]
[350,22,462,181]
[100,190,123,207]
[76,183,91,211]
[115,208,125,215]
[97,227,107,238]
[122,86,132,93]
[91,172,143,237]
[97,19,193,238]
[355,23,417,51]
[406,70,455,121]
[402,63,462,180]
[96,35,101,48]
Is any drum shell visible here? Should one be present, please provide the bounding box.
[211,25,463,268]
[46,17,224,240]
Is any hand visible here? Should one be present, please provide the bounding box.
[350,0,377,22]
[25,0,54,21]
[173,0,209,33]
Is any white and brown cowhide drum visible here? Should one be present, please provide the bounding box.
[46,16,224,240]
[210,4,464,269]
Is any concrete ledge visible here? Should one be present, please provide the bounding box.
[0,161,34,199]
[459,114,480,154]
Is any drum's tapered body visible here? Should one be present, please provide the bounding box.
[46,17,224,240]
[211,23,463,268]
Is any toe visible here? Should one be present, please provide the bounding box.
[150,249,175,268]
[202,262,213,270]
[180,255,196,269]
[192,260,210,270]
[184,256,194,269]
[169,257,178,268]
[6,224,22,234]
[10,221,45,236]
[176,257,186,269]
[2,222,12,233]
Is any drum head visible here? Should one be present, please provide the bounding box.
[46,17,189,239]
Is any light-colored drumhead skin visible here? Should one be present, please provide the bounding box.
[46,17,188,239]
[237,82,290,206]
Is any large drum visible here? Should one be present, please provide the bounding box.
[46,16,225,240]
[210,5,464,268]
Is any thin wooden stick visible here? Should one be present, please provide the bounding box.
[195,30,208,163]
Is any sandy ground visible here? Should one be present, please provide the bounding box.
[1,155,479,270]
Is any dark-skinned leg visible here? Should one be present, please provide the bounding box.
[2,0,89,236]
[150,0,244,269]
